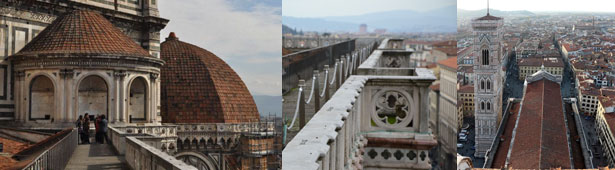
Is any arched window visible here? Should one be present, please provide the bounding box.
[481,80,485,90]
[487,102,491,110]
[481,102,485,110]
[482,49,490,65]
[487,81,491,90]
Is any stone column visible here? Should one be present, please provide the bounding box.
[114,71,127,123]
[419,86,430,133]
[149,73,159,123]
[14,71,24,122]
[59,69,74,122]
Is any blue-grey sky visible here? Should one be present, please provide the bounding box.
[283,0,456,17]
[159,0,281,96]
[458,0,615,12]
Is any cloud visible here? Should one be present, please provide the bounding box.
[159,0,281,96]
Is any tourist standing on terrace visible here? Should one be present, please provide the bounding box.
[82,113,91,144]
[76,115,83,144]
[95,115,102,143]
[101,115,109,144]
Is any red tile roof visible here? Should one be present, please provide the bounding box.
[438,57,457,70]
[518,57,564,67]
[429,83,440,92]
[160,33,260,123]
[434,47,458,57]
[0,137,30,169]
[458,85,474,93]
[475,14,502,21]
[508,79,571,169]
[492,102,521,168]
[12,10,152,59]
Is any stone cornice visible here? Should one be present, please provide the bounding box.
[11,54,164,72]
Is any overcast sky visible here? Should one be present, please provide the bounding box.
[458,0,615,13]
[159,0,281,96]
[283,0,456,17]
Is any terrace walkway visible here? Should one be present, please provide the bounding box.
[65,143,129,170]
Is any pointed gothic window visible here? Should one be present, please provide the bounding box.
[481,80,485,90]
[487,102,491,110]
[481,102,485,110]
[482,49,489,65]
[487,81,491,90]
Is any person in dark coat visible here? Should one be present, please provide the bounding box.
[82,113,91,144]
[95,115,101,143]
[76,115,83,144]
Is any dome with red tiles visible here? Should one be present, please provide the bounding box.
[11,10,154,59]
[160,32,260,123]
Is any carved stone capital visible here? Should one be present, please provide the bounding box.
[114,71,127,78]
[59,69,74,78]
[15,71,25,78]
[150,73,159,80]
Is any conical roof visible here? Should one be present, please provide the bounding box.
[160,32,260,123]
[12,10,152,58]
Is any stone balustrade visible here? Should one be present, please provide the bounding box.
[283,36,352,49]
[108,125,179,155]
[283,38,438,170]
[173,122,277,152]
[125,136,197,170]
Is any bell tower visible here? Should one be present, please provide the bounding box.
[471,5,504,157]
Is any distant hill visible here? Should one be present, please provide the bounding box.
[253,95,282,118]
[457,8,535,18]
[282,24,302,35]
[283,5,456,33]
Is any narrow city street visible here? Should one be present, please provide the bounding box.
[457,117,479,166]
[503,53,524,102]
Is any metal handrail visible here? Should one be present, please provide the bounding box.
[22,128,78,170]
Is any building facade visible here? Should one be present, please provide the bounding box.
[458,85,474,117]
[596,95,615,167]
[518,57,564,80]
[437,57,458,168]
[472,12,504,157]
[429,83,440,134]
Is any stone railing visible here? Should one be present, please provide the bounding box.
[285,42,377,130]
[283,36,352,49]
[283,38,437,169]
[108,125,178,155]
[174,122,276,151]
[125,136,197,170]
[283,39,360,93]
[22,128,78,170]
[378,38,405,50]
[283,76,367,170]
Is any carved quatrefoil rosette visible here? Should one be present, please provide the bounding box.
[372,89,416,129]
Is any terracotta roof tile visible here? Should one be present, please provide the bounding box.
[458,85,474,93]
[508,79,571,169]
[160,33,259,123]
[12,10,152,59]
[438,57,457,70]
